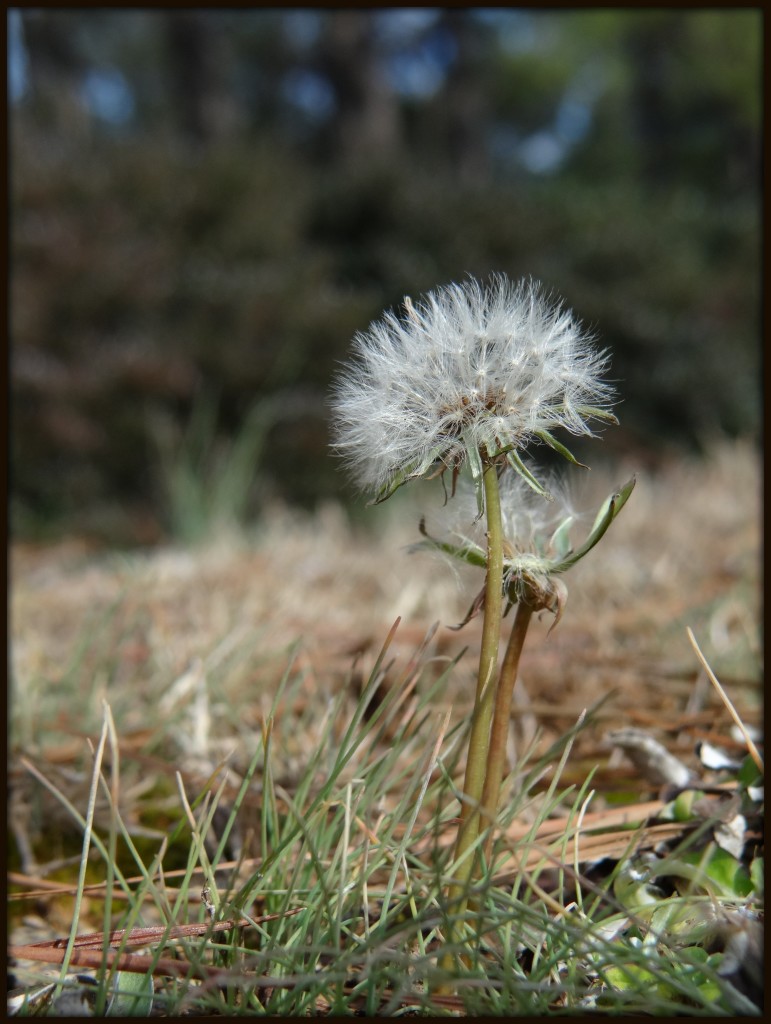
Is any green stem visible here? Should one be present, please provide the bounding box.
[442,455,504,970]
[479,599,534,865]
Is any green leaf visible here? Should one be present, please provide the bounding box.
[702,847,753,898]
[603,962,669,997]
[750,856,763,896]
[533,427,589,468]
[738,754,763,790]
[614,862,667,913]
[668,846,753,899]
[669,788,706,822]
[107,970,154,1017]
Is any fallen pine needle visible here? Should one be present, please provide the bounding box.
[687,627,763,775]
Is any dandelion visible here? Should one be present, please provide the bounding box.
[329,274,630,986]
[331,275,616,505]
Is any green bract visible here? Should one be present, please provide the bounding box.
[417,476,636,615]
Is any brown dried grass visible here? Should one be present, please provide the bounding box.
[9,440,761,865]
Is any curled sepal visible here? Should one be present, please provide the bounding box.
[368,446,446,504]
[533,427,589,469]
[369,460,422,505]
[505,448,553,500]
[449,584,486,630]
[545,577,568,636]
[550,475,636,573]
[413,518,487,569]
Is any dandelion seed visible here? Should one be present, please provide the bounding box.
[330,275,616,502]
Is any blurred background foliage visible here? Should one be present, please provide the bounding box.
[9,9,761,545]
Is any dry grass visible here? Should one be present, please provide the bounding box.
[7,440,763,1014]
[11,437,760,770]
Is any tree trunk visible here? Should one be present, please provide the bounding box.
[317,11,401,165]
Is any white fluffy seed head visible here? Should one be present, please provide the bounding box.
[330,274,615,497]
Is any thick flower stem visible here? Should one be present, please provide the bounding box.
[441,456,504,975]
[479,599,534,865]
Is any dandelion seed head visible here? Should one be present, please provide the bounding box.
[330,274,615,497]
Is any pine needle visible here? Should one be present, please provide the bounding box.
[687,626,763,774]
